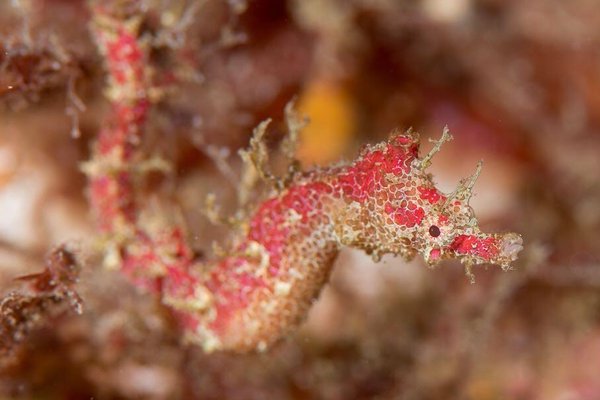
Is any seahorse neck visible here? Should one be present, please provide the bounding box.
[243,176,343,274]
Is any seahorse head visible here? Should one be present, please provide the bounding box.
[333,128,522,274]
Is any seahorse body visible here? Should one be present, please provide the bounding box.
[161,130,523,352]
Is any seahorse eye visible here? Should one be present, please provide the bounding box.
[429,225,441,237]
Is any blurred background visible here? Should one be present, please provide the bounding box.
[1,0,600,399]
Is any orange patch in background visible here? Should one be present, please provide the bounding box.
[296,80,356,166]
[0,144,18,188]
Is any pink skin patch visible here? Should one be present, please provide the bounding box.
[418,186,445,204]
[429,248,442,261]
[450,234,500,259]
[385,203,426,228]
[337,142,418,203]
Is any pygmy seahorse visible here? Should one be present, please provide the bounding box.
[160,128,523,352]
[85,3,521,353]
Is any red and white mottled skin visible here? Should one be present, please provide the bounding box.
[87,2,522,353]
[162,130,523,352]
